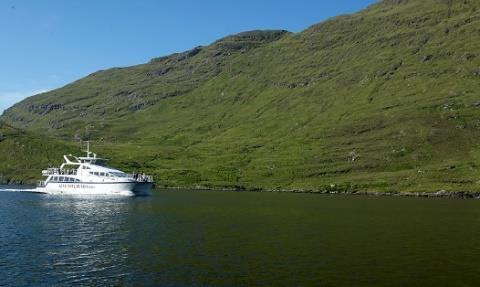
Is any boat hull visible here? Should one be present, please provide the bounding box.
[36,181,153,196]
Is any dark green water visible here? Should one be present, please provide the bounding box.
[1,189,479,286]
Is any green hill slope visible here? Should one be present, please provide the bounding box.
[0,122,76,184]
[2,0,480,192]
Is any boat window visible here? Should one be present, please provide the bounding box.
[95,160,107,167]
[59,177,64,182]
[110,172,127,178]
[75,179,80,182]
[53,176,58,181]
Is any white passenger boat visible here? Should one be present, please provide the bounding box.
[36,143,154,196]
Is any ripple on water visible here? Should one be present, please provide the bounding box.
[0,190,134,286]
[2,189,480,286]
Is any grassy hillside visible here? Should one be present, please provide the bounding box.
[2,0,480,192]
[0,122,76,184]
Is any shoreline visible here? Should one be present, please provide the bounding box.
[159,186,480,199]
[2,182,480,199]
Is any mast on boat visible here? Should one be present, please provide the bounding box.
[82,140,96,159]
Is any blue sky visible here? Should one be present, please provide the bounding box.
[0,0,377,112]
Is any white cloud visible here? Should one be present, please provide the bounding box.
[0,90,49,113]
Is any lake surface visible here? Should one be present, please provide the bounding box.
[1,188,480,286]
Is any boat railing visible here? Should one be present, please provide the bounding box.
[129,173,154,183]
[42,168,78,176]
[37,180,46,187]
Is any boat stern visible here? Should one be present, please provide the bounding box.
[132,181,154,196]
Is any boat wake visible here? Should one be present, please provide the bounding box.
[0,187,143,199]
[0,188,40,193]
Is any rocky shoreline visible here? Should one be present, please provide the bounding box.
[162,186,480,199]
[2,181,480,199]
[280,190,480,199]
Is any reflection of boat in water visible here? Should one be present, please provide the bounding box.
[36,142,154,196]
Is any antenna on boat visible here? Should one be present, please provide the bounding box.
[81,140,92,158]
